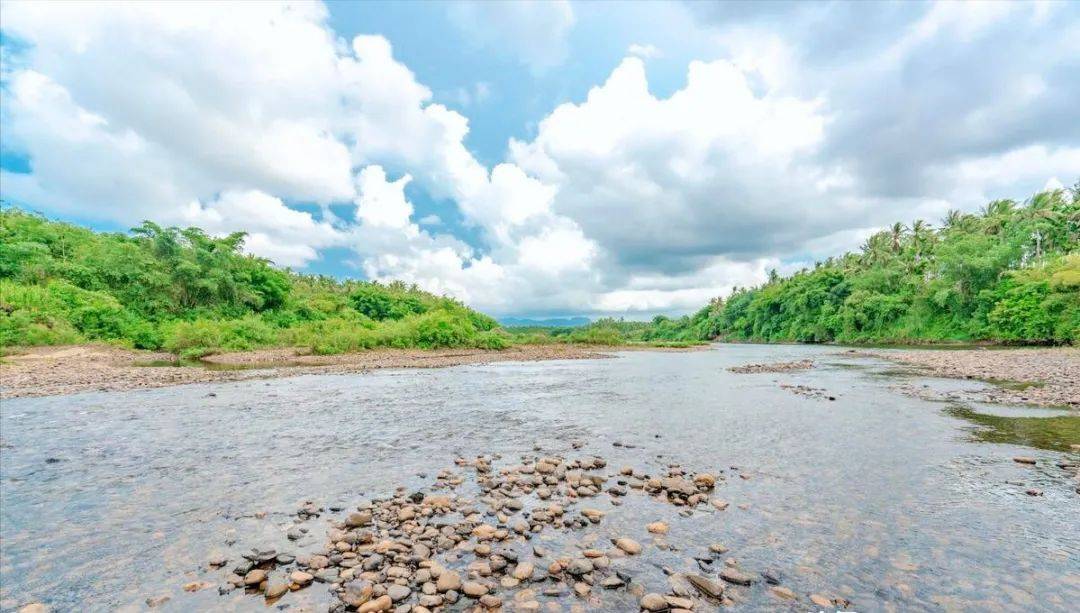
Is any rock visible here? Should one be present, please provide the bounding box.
[342,579,374,607]
[243,569,267,586]
[640,593,668,611]
[357,594,393,613]
[693,473,716,489]
[719,568,755,586]
[290,571,314,586]
[480,594,503,608]
[183,581,212,592]
[1026,488,1044,496]
[437,571,462,592]
[601,576,625,589]
[614,537,643,554]
[208,555,228,567]
[346,511,373,527]
[513,562,536,581]
[581,508,605,523]
[463,581,489,597]
[708,543,728,555]
[1013,456,1037,465]
[566,558,594,576]
[145,596,171,608]
[646,521,669,534]
[687,574,724,599]
[770,586,797,600]
[265,583,288,599]
[18,605,48,613]
[810,594,832,608]
[762,568,782,585]
[665,596,694,610]
[387,585,411,602]
[711,499,729,511]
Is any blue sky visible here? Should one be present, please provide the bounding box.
[1,1,1077,317]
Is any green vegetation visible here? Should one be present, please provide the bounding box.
[636,185,1079,345]
[0,210,507,357]
[3,184,1076,356]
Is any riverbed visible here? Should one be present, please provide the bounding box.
[1,344,1077,612]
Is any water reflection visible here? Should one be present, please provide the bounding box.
[945,405,1080,451]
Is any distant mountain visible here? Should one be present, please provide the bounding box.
[500,316,591,328]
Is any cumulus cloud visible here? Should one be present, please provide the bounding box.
[1,0,1076,317]
[0,0,599,313]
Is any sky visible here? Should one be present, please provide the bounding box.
[1,0,1077,319]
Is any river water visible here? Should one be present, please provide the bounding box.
[1,344,1077,612]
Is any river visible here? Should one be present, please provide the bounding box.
[1,344,1077,612]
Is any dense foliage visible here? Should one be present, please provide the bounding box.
[640,186,1080,345]
[0,210,507,357]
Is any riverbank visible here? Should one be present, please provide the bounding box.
[856,346,1080,408]
[0,344,613,399]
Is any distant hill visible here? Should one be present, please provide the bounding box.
[500,316,590,328]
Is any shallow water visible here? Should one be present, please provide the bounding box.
[1,344,1077,612]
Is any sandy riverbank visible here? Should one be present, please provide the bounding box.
[0,344,615,399]
[856,346,1080,408]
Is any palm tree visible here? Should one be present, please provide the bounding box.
[889,222,907,253]
[910,219,933,265]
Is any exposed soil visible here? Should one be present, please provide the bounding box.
[854,347,1080,408]
[0,344,610,399]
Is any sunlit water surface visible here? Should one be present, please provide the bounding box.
[1,345,1077,612]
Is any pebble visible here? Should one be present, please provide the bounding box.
[810,594,832,608]
[1013,457,1037,465]
[614,537,643,554]
[387,585,411,602]
[357,594,393,613]
[646,521,669,534]
[265,582,288,599]
[770,586,797,600]
[243,569,267,586]
[437,571,462,592]
[462,581,489,597]
[290,571,313,586]
[640,593,668,611]
[719,568,755,586]
[686,574,724,599]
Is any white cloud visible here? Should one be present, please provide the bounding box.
[627,43,661,59]
[448,0,575,72]
[2,0,1076,318]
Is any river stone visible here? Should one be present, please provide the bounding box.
[290,571,313,586]
[810,594,832,608]
[614,537,642,554]
[720,568,756,586]
[771,586,797,600]
[1013,456,1037,465]
[387,585,411,602]
[693,473,717,489]
[342,579,374,607]
[462,581,489,597]
[640,593,668,611]
[687,574,724,599]
[646,521,669,534]
[347,511,373,527]
[601,576,625,589]
[436,571,462,592]
[243,569,267,586]
[512,562,535,580]
[566,558,593,576]
[265,583,288,599]
[357,594,392,613]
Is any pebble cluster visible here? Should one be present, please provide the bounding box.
[727,360,814,374]
[208,451,848,611]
